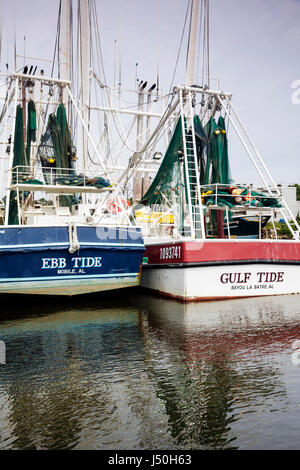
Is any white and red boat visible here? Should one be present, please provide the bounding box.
[141,238,300,301]
[133,0,300,301]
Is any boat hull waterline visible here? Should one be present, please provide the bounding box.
[141,239,300,301]
[0,226,144,295]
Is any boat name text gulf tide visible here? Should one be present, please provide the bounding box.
[220,272,284,284]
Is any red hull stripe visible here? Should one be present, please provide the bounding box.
[144,240,300,266]
[143,259,300,269]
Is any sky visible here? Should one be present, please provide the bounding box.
[1,0,300,186]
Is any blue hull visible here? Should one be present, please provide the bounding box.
[0,225,145,295]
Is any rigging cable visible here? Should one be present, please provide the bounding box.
[55,0,61,79]
[42,0,61,130]
[89,0,179,182]
[90,0,143,154]
[168,0,191,98]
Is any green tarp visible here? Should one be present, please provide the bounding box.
[194,115,209,185]
[38,104,75,175]
[8,105,25,224]
[38,105,77,207]
[26,99,37,163]
[139,117,184,206]
[205,116,231,185]
[138,114,232,208]
[38,104,111,207]
[139,114,233,209]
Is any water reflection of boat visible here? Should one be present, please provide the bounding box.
[135,291,300,344]
[134,293,300,449]
[1,293,300,450]
[0,307,140,335]
[0,305,151,450]
[136,292,300,373]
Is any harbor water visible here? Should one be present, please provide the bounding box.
[0,289,300,450]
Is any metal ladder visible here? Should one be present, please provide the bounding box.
[179,88,205,239]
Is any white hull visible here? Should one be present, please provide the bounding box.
[141,263,300,301]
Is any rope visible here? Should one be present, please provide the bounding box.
[55,0,62,79]
[68,222,80,253]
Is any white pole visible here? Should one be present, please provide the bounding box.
[145,89,152,159]
[133,84,144,203]
[79,0,91,174]
[88,105,162,118]
[185,0,200,86]
[59,0,71,110]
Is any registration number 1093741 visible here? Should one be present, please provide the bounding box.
[159,245,181,260]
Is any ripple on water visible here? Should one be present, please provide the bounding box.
[0,293,300,449]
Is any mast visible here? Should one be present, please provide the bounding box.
[184,0,207,239]
[185,0,200,86]
[79,0,90,173]
[133,81,146,204]
[59,0,72,112]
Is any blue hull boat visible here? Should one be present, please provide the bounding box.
[0,225,144,295]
